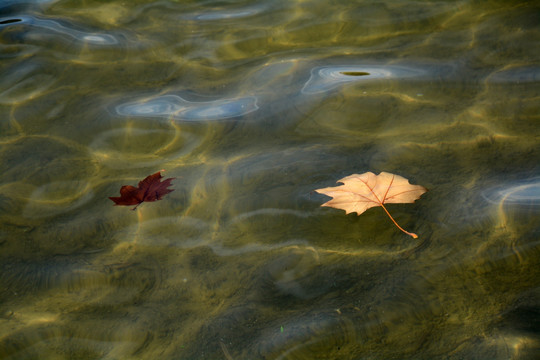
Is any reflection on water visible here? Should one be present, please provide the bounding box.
[301,64,427,94]
[116,94,259,121]
[181,3,267,21]
[1,0,539,359]
[0,15,119,45]
[482,178,540,206]
[487,66,540,84]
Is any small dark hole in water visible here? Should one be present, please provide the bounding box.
[0,19,22,25]
[340,71,370,76]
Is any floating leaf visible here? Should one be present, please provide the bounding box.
[315,171,427,238]
[109,171,175,210]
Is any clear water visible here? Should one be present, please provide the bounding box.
[0,0,539,359]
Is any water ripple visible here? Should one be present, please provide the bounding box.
[23,180,93,219]
[0,15,119,45]
[301,64,428,94]
[89,126,201,169]
[482,178,540,206]
[487,66,540,84]
[115,94,258,121]
[185,5,266,21]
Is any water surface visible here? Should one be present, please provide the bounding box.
[1,0,539,359]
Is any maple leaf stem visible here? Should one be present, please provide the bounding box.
[379,203,418,239]
[131,202,142,210]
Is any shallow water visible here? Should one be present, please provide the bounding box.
[1,0,539,359]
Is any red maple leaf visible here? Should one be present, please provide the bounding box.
[109,171,175,210]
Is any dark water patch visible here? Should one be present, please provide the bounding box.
[0,257,90,301]
[0,18,22,25]
[340,71,370,76]
[0,1,538,359]
[0,253,162,309]
[254,313,358,359]
[0,59,59,106]
[185,251,439,359]
[258,246,326,301]
[497,288,540,340]
[0,323,149,359]
[0,135,95,186]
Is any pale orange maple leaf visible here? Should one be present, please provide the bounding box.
[315,172,427,238]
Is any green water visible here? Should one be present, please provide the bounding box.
[1,0,539,359]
